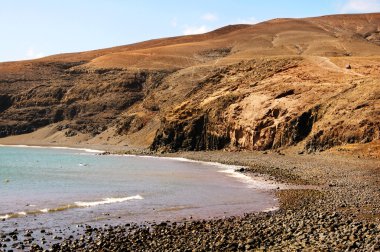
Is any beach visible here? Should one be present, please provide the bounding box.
[1,147,379,251]
[1,5,380,251]
[54,151,380,251]
[0,146,278,251]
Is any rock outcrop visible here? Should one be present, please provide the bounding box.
[0,13,379,152]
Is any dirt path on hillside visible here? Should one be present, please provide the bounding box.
[309,56,364,76]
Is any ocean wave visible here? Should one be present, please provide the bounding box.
[262,206,280,212]
[0,195,143,220]
[0,144,103,153]
[0,214,10,219]
[74,195,143,207]
[218,168,281,190]
[129,154,244,169]
[0,211,27,219]
[126,154,282,190]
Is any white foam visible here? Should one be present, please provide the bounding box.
[0,214,10,219]
[131,155,242,169]
[17,211,27,215]
[0,144,103,153]
[126,155,193,163]
[218,167,281,190]
[130,155,281,190]
[74,195,143,207]
[40,208,49,213]
[50,147,103,153]
[263,206,280,212]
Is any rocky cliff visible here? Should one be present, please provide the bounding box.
[0,13,379,153]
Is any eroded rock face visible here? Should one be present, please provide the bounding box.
[0,61,171,138]
[151,114,230,152]
[150,57,379,152]
[0,13,379,152]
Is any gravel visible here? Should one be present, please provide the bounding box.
[1,151,379,251]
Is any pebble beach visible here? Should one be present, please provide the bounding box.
[1,150,379,251]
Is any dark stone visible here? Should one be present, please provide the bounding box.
[275,89,295,99]
[0,95,12,113]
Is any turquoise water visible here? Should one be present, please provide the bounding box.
[0,146,277,231]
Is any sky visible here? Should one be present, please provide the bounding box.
[1,0,380,62]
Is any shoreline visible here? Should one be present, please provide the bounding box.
[1,143,379,250]
[0,143,104,153]
[0,143,288,191]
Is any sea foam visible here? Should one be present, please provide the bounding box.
[0,195,143,220]
[134,155,281,190]
[74,195,143,207]
[0,144,103,153]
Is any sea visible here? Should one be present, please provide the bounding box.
[0,145,278,233]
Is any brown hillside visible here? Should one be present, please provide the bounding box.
[0,13,379,154]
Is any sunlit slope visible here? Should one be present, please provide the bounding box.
[0,13,379,155]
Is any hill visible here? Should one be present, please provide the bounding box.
[0,13,379,156]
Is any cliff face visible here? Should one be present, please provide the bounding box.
[151,56,380,152]
[0,13,379,152]
[0,63,161,135]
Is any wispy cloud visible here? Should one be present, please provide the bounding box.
[26,48,44,59]
[182,25,208,35]
[201,13,218,22]
[339,0,380,13]
[180,12,217,35]
[236,16,259,24]
[171,17,178,27]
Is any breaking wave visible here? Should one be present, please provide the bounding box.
[74,195,143,207]
[0,195,143,220]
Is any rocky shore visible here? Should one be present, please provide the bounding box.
[1,151,379,251]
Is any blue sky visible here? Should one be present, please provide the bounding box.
[1,0,379,62]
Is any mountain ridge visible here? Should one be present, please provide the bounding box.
[0,13,379,156]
